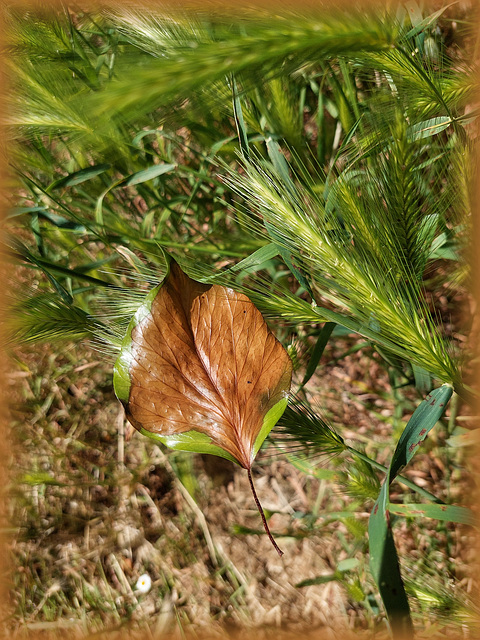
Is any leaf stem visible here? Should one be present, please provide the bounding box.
[246,468,284,557]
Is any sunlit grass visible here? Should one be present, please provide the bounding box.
[5,2,478,638]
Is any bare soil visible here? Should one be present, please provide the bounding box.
[4,334,478,640]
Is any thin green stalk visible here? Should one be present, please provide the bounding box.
[445,391,459,574]
[452,383,477,407]
[447,392,459,439]
[17,172,115,248]
[13,254,116,288]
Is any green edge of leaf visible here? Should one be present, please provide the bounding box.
[138,427,240,465]
[252,396,289,460]
[113,281,164,403]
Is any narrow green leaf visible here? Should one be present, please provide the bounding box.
[390,385,453,479]
[94,164,175,226]
[326,62,354,133]
[48,163,111,190]
[414,151,448,171]
[324,116,362,191]
[316,89,326,164]
[296,574,338,587]
[337,558,360,572]
[228,243,279,274]
[198,244,279,285]
[11,244,115,289]
[210,134,236,156]
[389,503,476,526]
[297,558,359,588]
[37,210,87,232]
[121,163,176,186]
[12,242,74,306]
[7,206,48,218]
[95,182,121,227]
[369,483,413,637]
[277,244,316,300]
[20,472,68,486]
[115,246,149,273]
[412,363,432,394]
[264,217,315,299]
[408,117,452,141]
[301,322,336,387]
[368,385,453,637]
[232,77,250,159]
[132,129,160,146]
[266,137,296,195]
[403,4,453,40]
[428,232,459,261]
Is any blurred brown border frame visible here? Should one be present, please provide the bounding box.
[1,1,479,640]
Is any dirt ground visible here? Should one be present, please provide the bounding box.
[5,331,478,640]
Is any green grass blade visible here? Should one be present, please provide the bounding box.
[8,235,116,288]
[8,207,87,232]
[300,322,336,387]
[227,243,279,275]
[389,385,453,478]
[262,220,315,299]
[48,163,111,190]
[296,558,360,587]
[296,574,339,587]
[232,77,250,159]
[95,163,176,226]
[408,116,452,141]
[402,4,453,40]
[369,480,413,637]
[266,138,296,195]
[316,89,326,164]
[412,363,432,394]
[121,163,176,186]
[7,205,48,218]
[368,385,453,637]
[389,503,475,526]
[11,241,74,305]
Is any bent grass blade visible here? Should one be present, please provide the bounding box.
[369,384,454,638]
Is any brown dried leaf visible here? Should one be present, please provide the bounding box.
[119,261,292,469]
